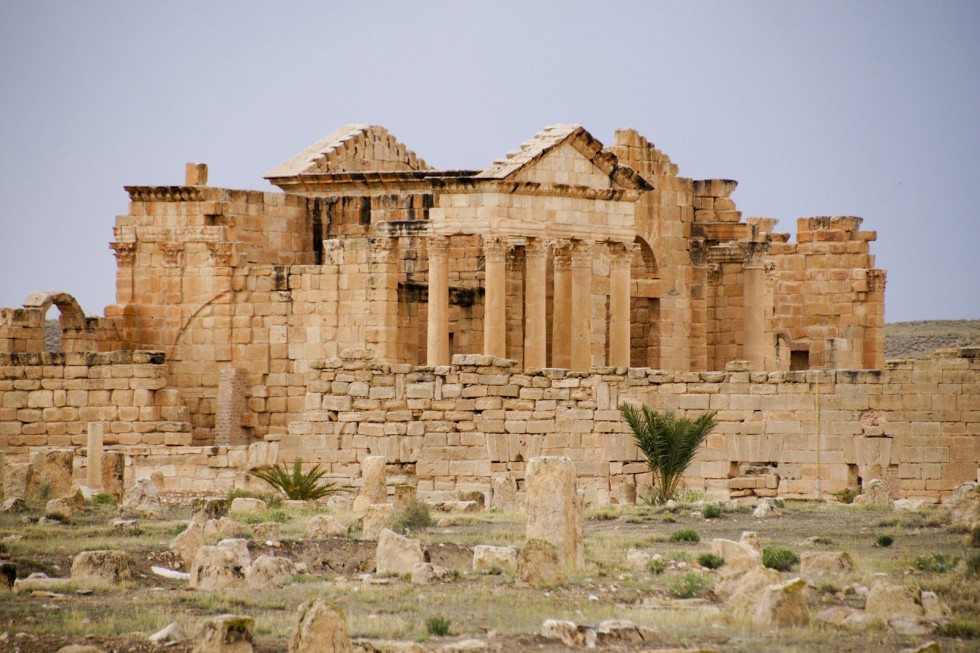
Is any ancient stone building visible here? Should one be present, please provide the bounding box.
[1,123,974,502]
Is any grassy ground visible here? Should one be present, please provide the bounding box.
[1,496,978,652]
[885,319,980,359]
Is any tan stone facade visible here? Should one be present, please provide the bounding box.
[1,122,975,502]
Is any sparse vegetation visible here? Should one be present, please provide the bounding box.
[646,558,667,575]
[875,533,894,548]
[618,403,718,504]
[914,553,959,573]
[91,492,118,506]
[668,528,700,543]
[249,459,341,501]
[425,615,452,637]
[666,571,708,598]
[392,498,433,534]
[702,503,723,519]
[762,545,800,571]
[833,487,859,504]
[696,552,724,569]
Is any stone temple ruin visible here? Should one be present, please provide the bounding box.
[1,123,977,504]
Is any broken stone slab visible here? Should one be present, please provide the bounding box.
[593,619,658,645]
[204,516,241,542]
[28,449,74,500]
[217,538,251,570]
[738,531,764,552]
[247,555,297,589]
[193,614,254,653]
[117,477,162,519]
[251,522,282,542]
[149,622,189,646]
[814,606,878,630]
[894,498,931,513]
[13,572,72,593]
[410,562,454,585]
[288,599,352,653]
[375,529,425,577]
[800,551,854,579]
[716,565,782,606]
[172,521,206,568]
[436,640,500,653]
[516,539,563,588]
[351,639,426,652]
[229,497,266,516]
[889,615,939,635]
[45,497,74,522]
[541,619,589,647]
[190,546,247,591]
[1,497,27,513]
[472,545,518,575]
[865,581,924,618]
[306,514,347,538]
[57,645,106,653]
[361,504,395,540]
[753,577,810,627]
[393,484,416,512]
[524,456,583,570]
[70,550,136,588]
[111,518,140,536]
[439,500,481,513]
[352,456,387,513]
[854,479,892,508]
[152,565,191,581]
[195,498,231,520]
[947,481,980,526]
[752,500,779,519]
[710,538,761,572]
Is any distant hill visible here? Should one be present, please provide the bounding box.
[42,319,980,360]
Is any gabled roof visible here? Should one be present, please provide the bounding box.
[475,124,652,191]
[265,124,429,178]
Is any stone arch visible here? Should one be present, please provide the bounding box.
[630,237,660,368]
[632,236,658,279]
[22,291,87,330]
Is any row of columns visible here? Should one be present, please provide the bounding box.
[426,235,634,371]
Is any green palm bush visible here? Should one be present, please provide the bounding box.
[619,403,718,505]
[249,458,341,501]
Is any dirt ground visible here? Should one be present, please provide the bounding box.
[1,496,978,653]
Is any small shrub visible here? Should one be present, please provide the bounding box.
[425,615,452,637]
[762,545,800,571]
[697,552,725,569]
[267,509,290,524]
[646,558,667,575]
[914,553,959,573]
[833,487,859,504]
[938,620,980,639]
[668,528,701,543]
[702,503,723,519]
[249,459,341,501]
[662,514,677,524]
[875,534,894,548]
[667,571,707,598]
[91,492,117,506]
[393,499,432,534]
[967,553,980,578]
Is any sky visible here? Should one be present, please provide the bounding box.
[1,1,978,323]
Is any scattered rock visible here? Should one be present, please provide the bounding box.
[247,555,297,588]
[752,500,779,519]
[306,514,347,538]
[541,619,588,647]
[894,498,930,513]
[196,498,231,520]
[865,581,923,618]
[149,622,189,646]
[352,639,425,652]
[229,497,266,516]
[439,500,482,513]
[814,606,877,630]
[288,599,352,653]
[251,522,282,542]
[903,642,942,653]
[190,546,247,591]
[854,479,892,508]
[375,529,425,576]
[437,640,499,653]
[204,517,241,541]
[947,481,980,526]
[193,614,254,653]
[13,572,72,592]
[921,591,951,620]
[111,518,140,536]
[625,549,652,572]
[152,566,191,581]
[738,531,764,552]
[117,477,162,519]
[710,538,761,572]
[57,645,105,653]
[716,566,782,607]
[800,551,854,579]
[889,615,937,635]
[411,562,454,585]
[754,577,810,626]
[217,538,251,570]
[473,545,518,575]
[516,539,563,588]
[0,562,15,591]
[593,619,658,645]
[45,497,73,521]
[172,521,206,568]
[70,550,136,587]
[361,504,395,540]
[1,498,27,513]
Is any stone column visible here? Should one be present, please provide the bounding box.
[483,235,508,359]
[86,423,104,489]
[524,456,584,570]
[426,237,450,366]
[367,237,400,363]
[551,240,572,368]
[570,240,593,372]
[523,238,548,369]
[743,255,766,370]
[608,242,633,368]
[352,455,387,512]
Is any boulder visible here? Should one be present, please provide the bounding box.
[65,486,87,511]
[204,516,240,541]
[375,529,425,576]
[149,622,189,646]
[710,538,761,572]
[190,546,247,591]
[29,449,74,499]
[3,463,31,500]
[752,500,779,519]
[1,497,27,513]
[288,599,352,653]
[894,499,930,513]
[196,498,231,520]
[247,555,297,589]
[111,518,140,536]
[524,457,583,570]
[70,550,136,587]
[229,497,266,516]
[753,577,810,627]
[947,481,980,526]
[306,514,347,538]
[410,562,454,585]
[541,619,589,647]
[739,531,764,552]
[800,551,854,579]
[593,620,658,645]
[217,538,251,570]
[854,479,892,508]
[192,614,254,653]
[45,497,73,521]
[625,549,652,572]
[473,545,519,575]
[716,565,782,606]
[865,581,923,618]
[361,504,395,540]
[251,522,281,542]
[118,477,162,519]
[172,521,206,568]
[814,606,877,630]
[516,539,563,588]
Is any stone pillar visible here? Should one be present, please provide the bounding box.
[352,455,387,512]
[102,451,126,499]
[551,241,572,368]
[524,456,584,570]
[483,235,508,359]
[608,242,633,368]
[215,367,248,446]
[523,238,548,369]
[743,257,766,370]
[86,423,104,489]
[426,237,450,366]
[570,240,593,372]
[367,237,400,363]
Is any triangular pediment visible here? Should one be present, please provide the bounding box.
[475,124,651,191]
[265,124,430,178]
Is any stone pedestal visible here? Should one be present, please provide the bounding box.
[524,456,584,570]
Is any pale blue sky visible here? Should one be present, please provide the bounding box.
[1,1,977,322]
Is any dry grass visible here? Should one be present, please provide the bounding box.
[885,319,980,359]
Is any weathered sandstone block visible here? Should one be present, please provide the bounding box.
[192,614,254,653]
[516,539,563,588]
[71,550,136,588]
[375,528,424,576]
[190,546,247,591]
[288,599,352,653]
[524,456,583,570]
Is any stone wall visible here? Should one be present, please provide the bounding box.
[284,348,980,505]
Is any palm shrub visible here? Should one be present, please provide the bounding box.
[619,403,718,504]
[249,458,341,501]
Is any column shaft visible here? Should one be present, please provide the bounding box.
[743,262,765,370]
[483,236,508,358]
[570,241,593,372]
[608,243,633,367]
[523,239,548,369]
[552,241,572,368]
[426,237,450,366]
